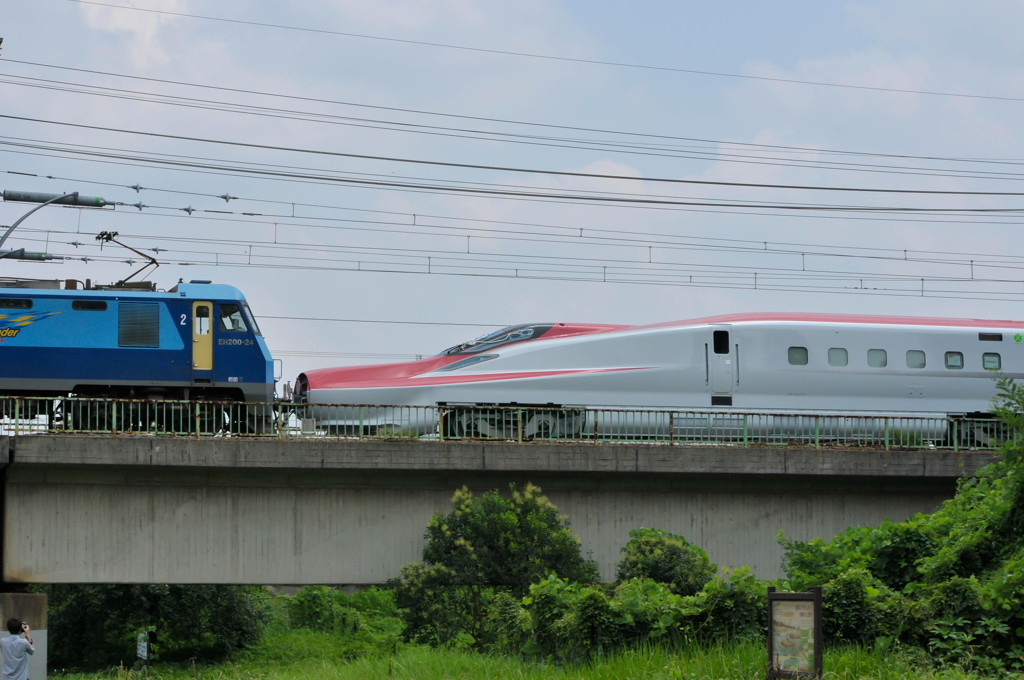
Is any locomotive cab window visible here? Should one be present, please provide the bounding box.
[945,351,964,369]
[788,346,808,365]
[906,350,926,369]
[867,349,887,368]
[219,304,248,332]
[241,302,261,335]
[194,305,211,336]
[983,353,1001,370]
[828,347,848,367]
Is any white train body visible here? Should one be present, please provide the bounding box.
[295,313,1024,436]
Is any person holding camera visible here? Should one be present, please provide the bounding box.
[1,618,34,680]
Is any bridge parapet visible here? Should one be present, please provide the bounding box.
[4,435,995,478]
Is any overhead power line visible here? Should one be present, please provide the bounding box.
[9,58,1024,174]
[5,69,1024,183]
[7,167,1024,271]
[5,114,1024,201]
[60,0,1024,105]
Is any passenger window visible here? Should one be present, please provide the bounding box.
[983,353,1001,370]
[219,303,248,332]
[828,348,848,367]
[945,351,964,369]
[788,347,808,366]
[906,350,926,369]
[867,349,887,368]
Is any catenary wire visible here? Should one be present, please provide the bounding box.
[58,0,1024,105]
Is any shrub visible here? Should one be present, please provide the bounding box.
[691,567,766,641]
[392,483,598,649]
[820,568,906,644]
[523,575,621,663]
[39,584,268,671]
[615,528,717,596]
[612,577,695,646]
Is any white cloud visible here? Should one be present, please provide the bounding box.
[79,0,191,67]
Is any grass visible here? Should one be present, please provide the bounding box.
[52,636,989,680]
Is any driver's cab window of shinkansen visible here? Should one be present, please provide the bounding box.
[220,303,248,332]
[441,324,545,355]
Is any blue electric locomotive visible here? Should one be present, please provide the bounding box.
[0,277,275,430]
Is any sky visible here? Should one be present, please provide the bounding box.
[3,0,1024,391]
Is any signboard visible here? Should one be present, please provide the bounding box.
[767,586,822,679]
[136,632,149,660]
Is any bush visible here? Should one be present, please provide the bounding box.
[612,577,695,646]
[392,483,598,649]
[39,584,268,671]
[287,585,401,637]
[616,528,717,596]
[775,376,1024,671]
[691,567,766,641]
[523,575,621,663]
[820,568,906,643]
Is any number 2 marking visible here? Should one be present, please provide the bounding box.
[180,314,187,326]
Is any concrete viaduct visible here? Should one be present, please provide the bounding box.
[0,435,994,585]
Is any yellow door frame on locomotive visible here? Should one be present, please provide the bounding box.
[192,301,213,370]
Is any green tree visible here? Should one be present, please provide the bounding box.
[615,527,717,596]
[778,375,1024,673]
[37,584,268,671]
[392,483,597,648]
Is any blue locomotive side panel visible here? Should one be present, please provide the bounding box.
[0,281,275,402]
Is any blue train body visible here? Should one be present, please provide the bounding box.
[0,279,274,405]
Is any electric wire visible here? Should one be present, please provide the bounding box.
[5,114,1024,200]
[7,168,1024,276]
[10,58,1024,173]
[59,0,1024,105]
[4,70,1024,182]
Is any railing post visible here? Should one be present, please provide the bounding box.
[953,419,959,454]
[742,414,748,447]
[884,418,890,451]
[669,412,675,445]
[814,416,820,449]
[517,407,524,444]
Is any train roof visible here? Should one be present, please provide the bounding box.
[640,312,1024,331]
[0,277,247,300]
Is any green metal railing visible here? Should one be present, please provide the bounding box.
[0,395,1009,451]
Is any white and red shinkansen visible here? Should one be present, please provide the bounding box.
[294,313,1024,438]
